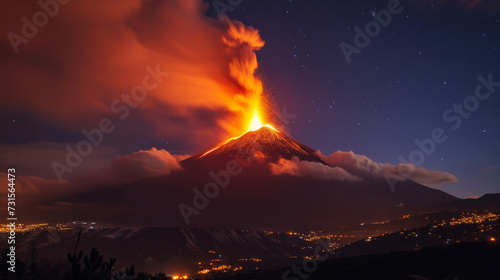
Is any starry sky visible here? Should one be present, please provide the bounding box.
[1,0,499,199]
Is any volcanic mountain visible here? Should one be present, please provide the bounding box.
[181,126,325,170]
[55,125,460,229]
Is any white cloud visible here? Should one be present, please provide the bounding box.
[269,156,360,181]
[317,151,458,187]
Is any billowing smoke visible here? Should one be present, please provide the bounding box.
[0,0,267,151]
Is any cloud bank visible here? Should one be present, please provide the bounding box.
[268,150,458,187]
[0,148,184,213]
[93,148,182,185]
[270,157,360,181]
[319,151,458,187]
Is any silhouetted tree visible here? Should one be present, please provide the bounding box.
[67,250,84,279]
[104,257,117,280]
[83,248,104,279]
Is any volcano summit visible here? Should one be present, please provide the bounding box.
[181,126,325,170]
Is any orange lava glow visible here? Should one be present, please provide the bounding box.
[198,106,277,158]
[247,109,277,132]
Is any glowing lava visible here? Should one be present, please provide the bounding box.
[199,107,277,158]
[247,109,277,132]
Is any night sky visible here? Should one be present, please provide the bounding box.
[1,0,499,201]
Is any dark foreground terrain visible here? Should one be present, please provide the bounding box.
[1,240,498,280]
[235,241,500,280]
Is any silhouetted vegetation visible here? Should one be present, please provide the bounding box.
[1,233,498,280]
[0,245,173,280]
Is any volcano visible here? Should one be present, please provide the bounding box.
[58,125,460,229]
[181,126,326,170]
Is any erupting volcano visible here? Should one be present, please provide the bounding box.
[174,17,318,171]
[179,93,327,170]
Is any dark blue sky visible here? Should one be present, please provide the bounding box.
[208,0,500,198]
